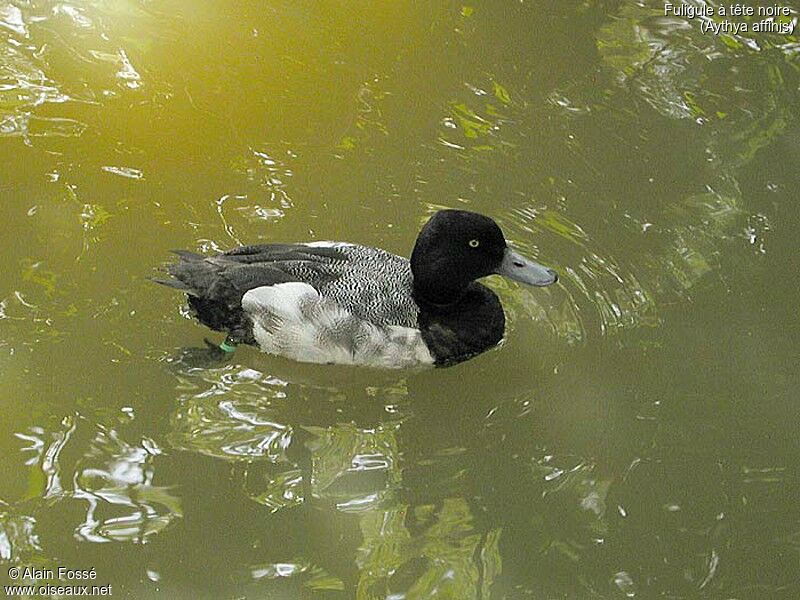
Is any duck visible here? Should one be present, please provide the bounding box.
[156,209,557,368]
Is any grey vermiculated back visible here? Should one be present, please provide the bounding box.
[163,242,421,329]
[280,244,419,328]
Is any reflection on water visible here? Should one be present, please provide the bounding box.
[169,364,405,513]
[304,421,401,513]
[13,416,181,546]
[1,0,798,598]
[70,427,179,544]
[168,366,293,461]
[356,498,503,599]
[166,363,510,597]
[0,507,41,563]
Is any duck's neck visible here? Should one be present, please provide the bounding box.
[411,271,472,308]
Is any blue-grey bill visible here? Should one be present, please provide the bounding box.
[496,247,558,287]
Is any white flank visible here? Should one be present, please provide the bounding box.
[241,283,433,368]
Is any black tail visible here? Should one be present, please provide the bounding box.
[153,250,216,296]
[154,251,252,340]
[155,245,312,344]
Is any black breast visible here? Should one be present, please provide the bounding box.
[416,283,505,366]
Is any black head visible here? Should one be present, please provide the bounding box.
[410,209,557,305]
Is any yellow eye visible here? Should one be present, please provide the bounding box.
[469,239,480,248]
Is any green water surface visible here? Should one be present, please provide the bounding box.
[1,1,799,598]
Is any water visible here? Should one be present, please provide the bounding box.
[1,1,799,598]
